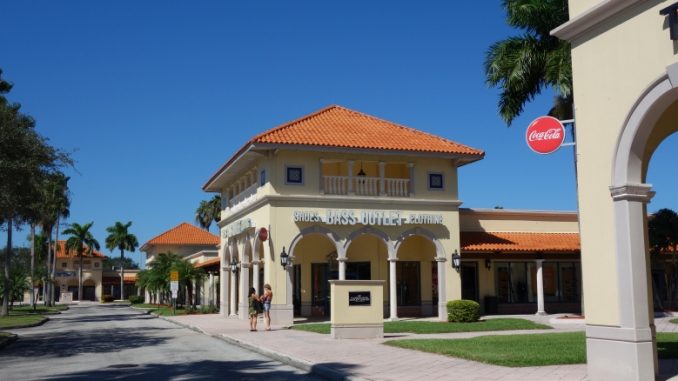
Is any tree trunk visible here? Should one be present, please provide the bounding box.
[78,249,83,302]
[52,218,60,305]
[30,224,36,311]
[120,249,125,301]
[45,229,52,307]
[2,219,13,316]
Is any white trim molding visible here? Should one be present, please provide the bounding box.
[551,0,647,41]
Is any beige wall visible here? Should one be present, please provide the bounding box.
[567,0,677,326]
[460,208,579,233]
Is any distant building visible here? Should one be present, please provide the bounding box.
[140,222,219,304]
[52,240,106,301]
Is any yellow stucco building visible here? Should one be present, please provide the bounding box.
[553,0,678,379]
[201,105,582,327]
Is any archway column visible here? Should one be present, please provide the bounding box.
[587,184,656,380]
[219,246,230,317]
[388,258,398,320]
[337,257,347,280]
[238,261,250,320]
[252,260,261,293]
[435,256,447,321]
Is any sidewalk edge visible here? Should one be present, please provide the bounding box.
[156,315,368,381]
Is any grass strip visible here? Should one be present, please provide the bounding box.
[0,315,47,329]
[384,332,678,367]
[10,305,67,315]
[292,318,551,335]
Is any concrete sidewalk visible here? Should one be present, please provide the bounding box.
[162,313,590,381]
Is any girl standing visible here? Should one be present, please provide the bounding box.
[248,287,260,331]
[261,283,273,331]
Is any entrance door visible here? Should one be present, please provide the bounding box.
[461,262,479,302]
[293,264,301,316]
[396,262,421,306]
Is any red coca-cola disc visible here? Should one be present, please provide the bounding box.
[258,228,268,242]
[525,116,565,154]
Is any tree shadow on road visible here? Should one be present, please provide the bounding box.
[38,359,339,381]
[0,327,170,359]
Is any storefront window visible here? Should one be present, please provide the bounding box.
[498,261,581,304]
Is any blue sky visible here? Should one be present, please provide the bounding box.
[3,1,677,264]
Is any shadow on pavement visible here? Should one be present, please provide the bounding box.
[39,359,331,380]
[0,327,170,359]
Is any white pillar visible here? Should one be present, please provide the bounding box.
[535,259,546,315]
[436,257,447,321]
[407,163,414,197]
[229,267,237,316]
[238,262,250,320]
[347,160,354,195]
[338,258,346,280]
[389,258,398,320]
[379,161,386,196]
[253,260,260,294]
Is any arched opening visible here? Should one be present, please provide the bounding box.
[83,278,96,301]
[608,67,678,379]
[394,235,438,317]
[290,233,338,317]
[346,233,389,316]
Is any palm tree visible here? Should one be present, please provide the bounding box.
[63,222,100,301]
[37,172,70,306]
[105,221,139,301]
[195,195,221,231]
[485,0,572,126]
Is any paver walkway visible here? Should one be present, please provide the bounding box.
[162,312,678,381]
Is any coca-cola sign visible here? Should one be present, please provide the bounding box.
[525,116,565,154]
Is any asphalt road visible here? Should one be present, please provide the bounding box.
[0,303,324,381]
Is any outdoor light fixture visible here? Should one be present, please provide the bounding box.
[230,259,239,274]
[357,161,366,178]
[485,259,492,270]
[451,250,461,270]
[280,246,289,269]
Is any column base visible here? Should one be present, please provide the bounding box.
[586,325,656,381]
[535,311,548,316]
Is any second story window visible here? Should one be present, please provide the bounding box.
[62,262,67,268]
[286,166,303,185]
[428,173,444,190]
[260,169,267,186]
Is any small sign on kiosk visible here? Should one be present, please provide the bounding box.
[329,280,384,339]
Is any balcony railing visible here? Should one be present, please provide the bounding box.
[323,176,410,197]
[228,182,258,212]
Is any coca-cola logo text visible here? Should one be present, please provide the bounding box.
[525,116,565,154]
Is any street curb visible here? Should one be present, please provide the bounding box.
[0,333,18,350]
[155,315,368,381]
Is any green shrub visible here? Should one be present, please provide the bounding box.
[447,299,480,322]
[200,304,218,314]
[128,295,144,304]
[101,294,115,303]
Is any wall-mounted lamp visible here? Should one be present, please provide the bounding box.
[230,259,239,274]
[451,250,461,270]
[280,246,289,269]
[485,259,492,270]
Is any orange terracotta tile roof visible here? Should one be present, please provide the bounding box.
[55,241,106,258]
[103,274,137,284]
[195,257,220,268]
[142,222,219,249]
[461,232,580,253]
[204,105,484,189]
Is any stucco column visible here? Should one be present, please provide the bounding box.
[347,160,354,195]
[229,267,237,317]
[436,256,447,321]
[379,161,386,196]
[252,260,260,294]
[337,257,347,280]
[535,259,546,315]
[388,258,398,320]
[407,163,414,196]
[238,262,250,320]
[586,184,656,381]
